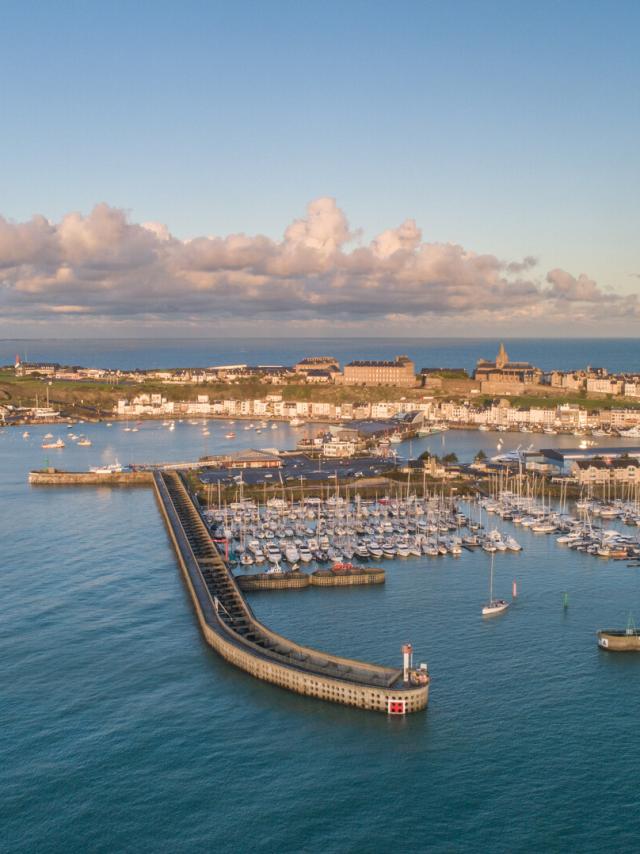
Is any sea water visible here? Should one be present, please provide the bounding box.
[1,336,640,373]
[3,421,640,853]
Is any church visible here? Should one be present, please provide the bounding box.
[474,344,542,392]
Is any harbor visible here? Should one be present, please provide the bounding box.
[6,396,640,850]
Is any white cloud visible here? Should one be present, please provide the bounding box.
[0,197,635,328]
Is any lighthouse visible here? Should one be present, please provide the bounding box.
[402,643,413,682]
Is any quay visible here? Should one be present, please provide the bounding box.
[28,466,429,714]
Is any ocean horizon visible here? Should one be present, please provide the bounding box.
[1,336,638,374]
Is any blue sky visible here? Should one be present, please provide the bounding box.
[0,0,638,336]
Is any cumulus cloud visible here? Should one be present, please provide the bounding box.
[0,197,635,327]
[545,268,604,301]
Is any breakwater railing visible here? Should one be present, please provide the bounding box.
[153,471,429,714]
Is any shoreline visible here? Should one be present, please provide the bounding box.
[2,412,632,440]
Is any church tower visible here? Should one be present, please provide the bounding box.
[496,342,508,369]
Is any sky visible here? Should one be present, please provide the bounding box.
[0,0,638,337]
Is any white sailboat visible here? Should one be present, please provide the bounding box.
[482,552,510,616]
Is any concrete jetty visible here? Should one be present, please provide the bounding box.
[27,466,429,713]
[29,468,152,486]
[153,471,428,713]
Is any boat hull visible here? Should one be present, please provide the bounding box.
[482,601,510,617]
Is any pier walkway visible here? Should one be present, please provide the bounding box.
[153,471,429,714]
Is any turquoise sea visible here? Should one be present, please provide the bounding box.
[4,419,640,851]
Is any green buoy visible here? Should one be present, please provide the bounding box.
[563,592,569,609]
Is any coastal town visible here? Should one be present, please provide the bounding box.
[4,345,640,441]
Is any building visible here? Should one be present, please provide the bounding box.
[339,355,415,387]
[304,369,333,383]
[535,446,640,475]
[572,458,640,485]
[200,450,282,469]
[586,376,623,395]
[294,356,340,374]
[322,439,356,458]
[474,344,542,393]
[14,355,61,377]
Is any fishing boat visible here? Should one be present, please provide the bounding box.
[598,615,640,651]
[89,461,123,474]
[225,432,236,439]
[41,437,65,449]
[22,431,30,438]
[482,553,510,616]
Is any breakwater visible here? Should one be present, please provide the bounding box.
[154,470,428,714]
[25,465,428,713]
[28,468,153,486]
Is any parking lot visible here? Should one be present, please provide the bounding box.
[198,453,393,486]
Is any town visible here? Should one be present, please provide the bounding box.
[4,346,640,443]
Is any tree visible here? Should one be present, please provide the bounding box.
[443,452,458,464]
[474,449,487,462]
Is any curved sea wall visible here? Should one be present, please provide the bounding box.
[154,470,428,714]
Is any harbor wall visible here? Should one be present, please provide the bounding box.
[153,473,428,713]
[311,569,385,586]
[237,572,311,591]
[237,568,386,591]
[597,631,640,651]
[28,469,153,486]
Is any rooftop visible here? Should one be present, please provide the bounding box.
[575,459,640,469]
[540,446,640,461]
